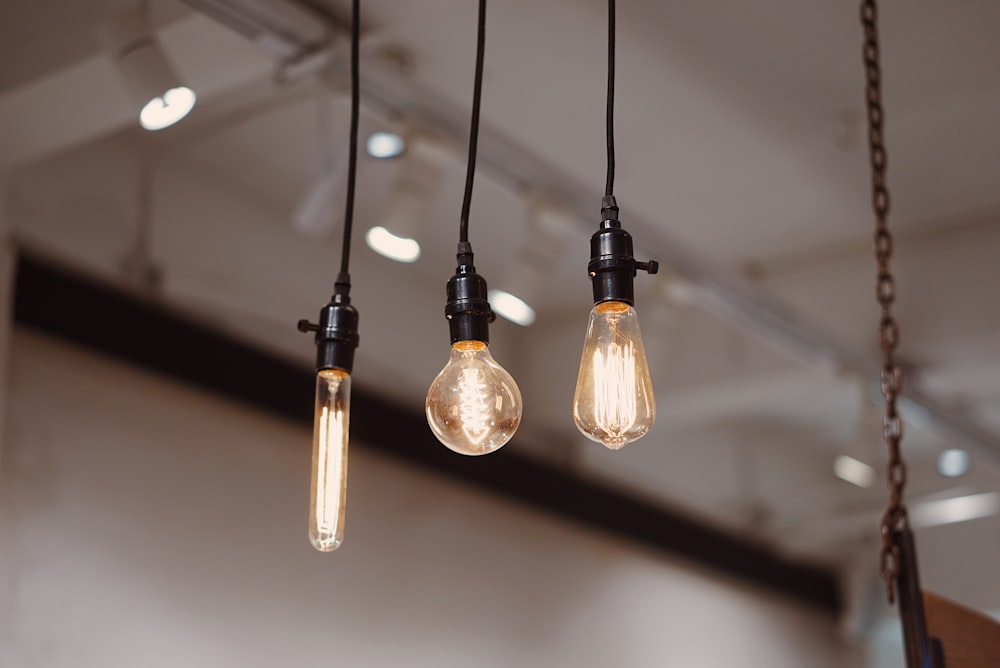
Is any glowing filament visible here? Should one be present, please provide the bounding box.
[310,369,350,551]
[457,367,491,445]
[572,302,655,449]
[592,339,638,437]
[426,340,523,456]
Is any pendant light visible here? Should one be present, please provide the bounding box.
[572,0,658,450]
[296,0,362,552]
[425,0,523,456]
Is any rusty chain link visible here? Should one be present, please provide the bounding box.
[861,0,908,605]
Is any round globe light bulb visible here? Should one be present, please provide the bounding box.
[426,340,522,456]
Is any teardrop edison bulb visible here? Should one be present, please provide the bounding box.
[572,301,655,449]
[426,340,522,456]
[309,368,351,551]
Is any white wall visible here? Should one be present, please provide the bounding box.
[1,330,859,667]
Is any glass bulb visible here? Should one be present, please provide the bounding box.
[572,301,655,449]
[309,369,351,551]
[426,340,522,456]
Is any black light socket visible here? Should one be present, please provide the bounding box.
[587,197,658,305]
[298,274,360,374]
[444,245,494,344]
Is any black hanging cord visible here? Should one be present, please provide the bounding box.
[445,0,492,345]
[338,0,361,278]
[297,0,360,373]
[459,0,487,246]
[604,0,616,199]
[588,0,657,306]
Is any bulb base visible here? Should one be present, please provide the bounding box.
[445,244,495,344]
[587,196,658,305]
[299,273,360,374]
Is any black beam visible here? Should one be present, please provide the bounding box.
[13,254,841,614]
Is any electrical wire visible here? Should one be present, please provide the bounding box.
[459,0,487,245]
[605,0,615,199]
[339,0,360,276]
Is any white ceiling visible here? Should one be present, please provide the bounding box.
[2,0,1000,624]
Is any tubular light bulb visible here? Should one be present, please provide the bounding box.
[426,340,522,456]
[310,368,351,551]
[572,301,654,449]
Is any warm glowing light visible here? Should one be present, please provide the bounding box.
[426,340,522,456]
[365,225,421,262]
[593,338,637,432]
[139,86,196,130]
[310,369,351,551]
[488,289,536,326]
[457,364,491,445]
[834,455,875,488]
[366,131,406,159]
[572,301,654,449]
[937,448,970,478]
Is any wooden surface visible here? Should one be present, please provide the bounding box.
[924,591,1000,668]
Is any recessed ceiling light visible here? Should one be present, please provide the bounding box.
[488,289,536,326]
[937,448,970,478]
[365,226,420,263]
[366,131,406,159]
[139,86,197,131]
[833,454,875,488]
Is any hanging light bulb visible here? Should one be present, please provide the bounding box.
[427,0,521,456]
[573,300,654,449]
[299,284,360,551]
[297,0,362,553]
[427,249,522,456]
[573,201,657,449]
[310,367,351,549]
[574,1,658,450]
[426,340,521,456]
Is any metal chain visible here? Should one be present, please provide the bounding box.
[861,0,908,605]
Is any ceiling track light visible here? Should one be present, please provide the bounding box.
[834,454,876,488]
[425,0,522,456]
[292,85,349,238]
[488,288,535,327]
[488,251,541,327]
[104,9,196,131]
[366,130,407,159]
[365,137,449,262]
[489,198,576,327]
[296,0,362,553]
[937,448,970,478]
[365,226,420,262]
[572,0,658,450]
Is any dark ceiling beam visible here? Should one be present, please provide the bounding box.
[13,253,841,614]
